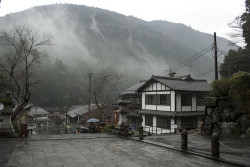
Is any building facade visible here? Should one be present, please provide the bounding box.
[119,81,146,129]
[137,75,210,134]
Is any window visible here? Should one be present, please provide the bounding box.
[156,117,170,129]
[181,117,196,129]
[126,97,140,104]
[146,94,171,105]
[157,94,171,105]
[145,115,153,126]
[181,94,192,106]
[145,95,156,105]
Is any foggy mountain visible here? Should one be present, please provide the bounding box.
[0,4,236,106]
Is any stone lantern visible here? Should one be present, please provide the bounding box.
[116,100,131,130]
[0,92,16,138]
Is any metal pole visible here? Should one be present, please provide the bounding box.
[214,32,218,80]
[36,101,38,131]
[139,126,143,140]
[88,73,92,113]
[65,93,68,133]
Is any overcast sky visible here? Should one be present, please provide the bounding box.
[0,0,245,39]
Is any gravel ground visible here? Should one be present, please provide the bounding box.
[0,141,16,167]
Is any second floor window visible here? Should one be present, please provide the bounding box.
[145,94,171,105]
[181,94,192,106]
[126,97,140,104]
[157,94,171,105]
[145,94,156,104]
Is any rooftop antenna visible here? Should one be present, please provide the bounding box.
[189,65,193,75]
[168,69,176,77]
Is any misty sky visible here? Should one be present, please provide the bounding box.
[0,0,245,39]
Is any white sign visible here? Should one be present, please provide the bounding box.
[27,123,36,130]
[172,124,178,129]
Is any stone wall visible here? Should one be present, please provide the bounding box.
[203,97,250,138]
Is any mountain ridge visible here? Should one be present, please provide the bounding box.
[0,4,237,105]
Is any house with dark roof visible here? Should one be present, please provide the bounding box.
[67,104,97,124]
[119,80,146,129]
[28,106,49,127]
[137,75,210,134]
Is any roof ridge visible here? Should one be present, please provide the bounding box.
[152,75,207,82]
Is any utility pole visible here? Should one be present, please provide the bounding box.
[228,61,231,78]
[65,93,68,133]
[65,93,76,134]
[36,101,38,131]
[87,73,92,112]
[214,32,218,80]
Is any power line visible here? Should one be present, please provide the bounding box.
[211,46,227,57]
[157,44,213,76]
[171,44,213,72]
[174,48,211,72]
[194,67,215,79]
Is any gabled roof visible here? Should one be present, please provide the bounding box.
[29,106,49,115]
[137,75,211,92]
[67,104,97,118]
[120,80,147,95]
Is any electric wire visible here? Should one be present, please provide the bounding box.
[171,44,213,72]
[194,67,215,79]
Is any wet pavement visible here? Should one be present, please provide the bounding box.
[0,141,16,167]
[1,133,240,167]
[134,134,250,167]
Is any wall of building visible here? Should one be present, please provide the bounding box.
[140,82,207,134]
[141,114,175,134]
[142,82,175,112]
[176,93,181,111]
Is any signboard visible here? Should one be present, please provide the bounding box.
[171,124,178,129]
[27,123,36,130]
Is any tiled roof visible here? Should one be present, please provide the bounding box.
[120,81,147,95]
[67,104,97,118]
[154,77,210,91]
[29,106,49,115]
[138,75,211,92]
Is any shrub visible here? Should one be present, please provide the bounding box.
[102,124,115,132]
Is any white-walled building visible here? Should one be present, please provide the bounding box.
[137,75,210,134]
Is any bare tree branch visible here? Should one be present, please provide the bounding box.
[0,24,52,121]
[90,66,123,121]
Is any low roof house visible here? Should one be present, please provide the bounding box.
[120,74,210,134]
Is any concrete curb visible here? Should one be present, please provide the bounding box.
[128,137,248,167]
[0,134,117,141]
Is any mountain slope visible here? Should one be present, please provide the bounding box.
[0,4,237,106]
[0,4,235,80]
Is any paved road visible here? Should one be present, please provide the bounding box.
[5,134,237,167]
[0,141,16,167]
[143,134,250,166]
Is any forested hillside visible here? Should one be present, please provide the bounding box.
[0,4,236,106]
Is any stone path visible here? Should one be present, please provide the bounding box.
[6,134,237,167]
[0,141,16,167]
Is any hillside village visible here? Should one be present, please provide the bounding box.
[0,2,249,167]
